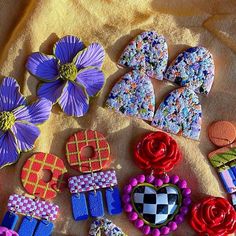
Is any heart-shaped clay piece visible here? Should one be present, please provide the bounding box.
[152,87,202,140]
[118,31,168,80]
[105,70,155,121]
[132,184,181,227]
[165,46,215,95]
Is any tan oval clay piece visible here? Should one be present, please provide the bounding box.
[208,120,236,147]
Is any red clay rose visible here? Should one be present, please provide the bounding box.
[134,131,181,174]
[190,196,236,236]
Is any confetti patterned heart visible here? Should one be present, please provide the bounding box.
[118,31,168,80]
[105,70,155,121]
[152,87,202,140]
[132,184,181,227]
[165,46,215,95]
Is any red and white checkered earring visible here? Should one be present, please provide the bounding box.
[65,129,122,221]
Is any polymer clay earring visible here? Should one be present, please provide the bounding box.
[123,131,191,235]
[21,152,67,199]
[152,46,215,140]
[65,130,122,221]
[106,31,168,121]
[1,193,59,236]
[89,218,127,236]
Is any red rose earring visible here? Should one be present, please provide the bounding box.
[122,131,191,235]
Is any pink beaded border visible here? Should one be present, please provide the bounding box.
[122,174,191,236]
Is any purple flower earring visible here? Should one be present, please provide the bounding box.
[26,35,105,117]
[0,77,52,168]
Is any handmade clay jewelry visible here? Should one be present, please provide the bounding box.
[118,31,168,80]
[21,152,67,199]
[66,129,122,221]
[106,70,155,121]
[1,194,59,236]
[123,131,191,235]
[151,87,202,140]
[89,218,127,236]
[190,196,236,236]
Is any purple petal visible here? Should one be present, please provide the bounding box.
[76,67,105,96]
[58,82,89,117]
[26,52,59,81]
[13,99,52,125]
[11,122,40,152]
[0,131,19,168]
[53,35,84,64]
[37,79,66,103]
[0,77,26,112]
[74,43,105,70]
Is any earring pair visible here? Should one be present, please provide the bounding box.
[105,31,215,140]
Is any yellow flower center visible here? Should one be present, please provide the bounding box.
[0,111,15,132]
[59,63,78,81]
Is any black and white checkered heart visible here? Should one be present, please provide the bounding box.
[132,184,181,225]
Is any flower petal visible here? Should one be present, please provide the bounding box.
[0,77,26,112]
[26,52,59,81]
[11,122,40,152]
[37,79,66,103]
[13,99,52,125]
[74,43,105,69]
[0,131,19,168]
[58,82,89,117]
[76,67,105,96]
[53,35,84,64]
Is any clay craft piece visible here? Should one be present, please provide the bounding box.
[118,31,168,80]
[152,87,202,140]
[26,35,105,117]
[66,129,111,173]
[165,46,215,95]
[106,70,155,121]
[208,120,236,147]
[208,142,236,194]
[21,152,67,199]
[123,132,191,235]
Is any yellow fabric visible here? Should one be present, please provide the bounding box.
[0,0,236,235]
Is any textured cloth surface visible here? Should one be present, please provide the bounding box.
[0,0,236,235]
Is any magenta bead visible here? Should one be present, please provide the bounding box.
[183,197,191,206]
[180,206,189,215]
[128,212,138,221]
[162,175,170,184]
[175,215,184,224]
[134,219,144,228]
[142,225,151,235]
[124,184,132,194]
[178,180,187,189]
[124,204,133,213]
[182,188,191,196]
[130,177,138,186]
[137,174,146,183]
[154,178,163,187]
[168,221,178,231]
[122,194,131,203]
[170,175,179,184]
[146,175,155,183]
[152,229,160,236]
[160,226,170,235]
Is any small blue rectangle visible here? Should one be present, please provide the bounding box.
[1,211,18,230]
[106,186,122,215]
[71,193,89,221]
[18,216,38,236]
[88,190,104,218]
[34,220,54,236]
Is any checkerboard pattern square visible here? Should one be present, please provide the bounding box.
[8,194,59,221]
[68,170,118,193]
[133,185,180,225]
